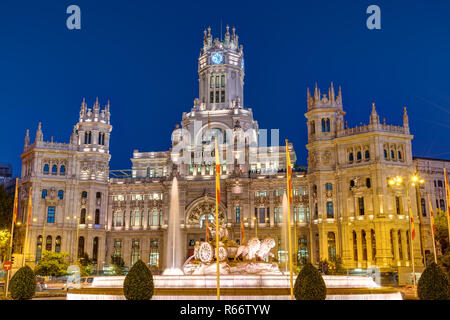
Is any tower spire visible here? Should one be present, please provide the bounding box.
[403,106,409,133]
[370,102,379,124]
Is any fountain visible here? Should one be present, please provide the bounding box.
[162,177,184,275]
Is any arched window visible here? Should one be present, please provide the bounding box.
[326,118,331,132]
[42,189,48,199]
[149,240,160,268]
[131,211,141,227]
[421,198,427,217]
[371,229,376,261]
[60,165,66,176]
[95,209,100,225]
[349,152,354,162]
[357,151,362,161]
[327,232,336,261]
[43,164,49,174]
[46,235,52,251]
[321,119,326,132]
[55,236,61,253]
[235,206,241,223]
[78,237,85,258]
[36,235,43,263]
[361,230,367,260]
[58,190,64,200]
[84,131,92,144]
[326,201,334,218]
[398,231,403,260]
[391,150,395,159]
[384,149,388,159]
[325,183,333,191]
[398,151,402,160]
[366,178,371,188]
[365,150,370,160]
[52,165,57,175]
[80,208,86,224]
[92,237,99,262]
[310,121,315,134]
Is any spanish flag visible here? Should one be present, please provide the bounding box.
[12,178,18,224]
[215,139,221,203]
[409,205,415,241]
[285,140,293,204]
[428,195,436,236]
[240,219,245,245]
[444,168,450,218]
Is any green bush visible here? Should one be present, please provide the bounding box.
[294,263,326,300]
[9,265,37,300]
[418,262,449,300]
[123,260,154,300]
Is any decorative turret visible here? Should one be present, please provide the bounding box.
[369,102,380,125]
[24,129,30,149]
[70,125,78,145]
[307,82,343,111]
[78,98,111,124]
[35,122,43,142]
[403,106,410,134]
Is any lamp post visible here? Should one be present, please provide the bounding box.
[388,174,424,295]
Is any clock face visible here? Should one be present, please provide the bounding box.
[211,52,223,64]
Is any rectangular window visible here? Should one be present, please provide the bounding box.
[298,206,305,222]
[210,76,214,88]
[395,196,402,214]
[358,197,365,215]
[259,207,266,223]
[210,91,214,103]
[47,206,55,223]
[221,90,225,103]
[215,91,219,103]
[326,202,334,218]
[221,75,225,87]
[236,206,240,223]
[215,76,219,88]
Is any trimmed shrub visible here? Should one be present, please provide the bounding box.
[123,260,154,300]
[418,262,449,300]
[9,265,37,300]
[294,263,326,300]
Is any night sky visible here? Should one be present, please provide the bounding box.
[1,0,449,176]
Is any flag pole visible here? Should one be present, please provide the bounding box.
[406,186,416,292]
[214,138,221,300]
[5,178,19,298]
[285,139,294,300]
[22,187,32,267]
[428,195,438,263]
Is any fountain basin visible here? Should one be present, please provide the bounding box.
[66,275,402,300]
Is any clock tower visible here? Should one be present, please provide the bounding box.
[196,26,244,111]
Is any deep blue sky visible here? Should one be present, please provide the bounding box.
[1,0,449,175]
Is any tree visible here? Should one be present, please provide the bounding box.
[294,262,327,300]
[123,260,154,300]
[0,229,11,262]
[9,265,36,300]
[76,253,95,277]
[0,185,13,229]
[434,209,449,253]
[34,251,69,277]
[417,262,449,300]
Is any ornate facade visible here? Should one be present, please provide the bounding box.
[16,27,448,280]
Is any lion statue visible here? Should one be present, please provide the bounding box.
[256,238,276,260]
[235,237,276,261]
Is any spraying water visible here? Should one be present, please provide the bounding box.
[281,193,289,274]
[163,177,184,275]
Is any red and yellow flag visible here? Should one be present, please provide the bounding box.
[240,219,245,244]
[12,178,18,224]
[409,205,415,241]
[285,140,293,204]
[444,168,450,218]
[215,139,221,203]
[428,195,436,236]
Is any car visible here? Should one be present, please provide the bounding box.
[66,276,94,290]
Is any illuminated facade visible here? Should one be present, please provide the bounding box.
[17,27,447,279]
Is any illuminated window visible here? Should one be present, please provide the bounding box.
[36,235,43,263]
[46,235,52,251]
[149,240,159,268]
[55,236,61,253]
[131,240,140,266]
[361,230,367,261]
[327,232,336,261]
